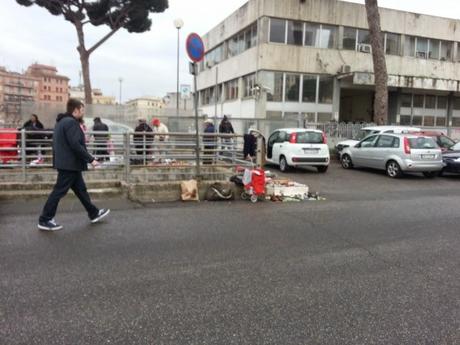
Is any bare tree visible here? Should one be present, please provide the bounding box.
[365,0,388,124]
[16,0,168,104]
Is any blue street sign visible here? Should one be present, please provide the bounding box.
[186,33,205,63]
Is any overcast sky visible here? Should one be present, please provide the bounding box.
[0,0,459,102]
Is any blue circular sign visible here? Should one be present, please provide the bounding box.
[186,33,205,62]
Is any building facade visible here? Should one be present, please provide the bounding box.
[0,66,40,126]
[196,0,460,131]
[69,86,116,105]
[26,64,69,105]
[125,97,165,122]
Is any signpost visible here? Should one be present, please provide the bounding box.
[186,33,205,178]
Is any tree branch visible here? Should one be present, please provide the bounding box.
[87,27,121,55]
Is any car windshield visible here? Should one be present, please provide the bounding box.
[439,135,456,149]
[296,132,323,144]
[355,129,377,140]
[452,142,460,151]
[408,137,437,149]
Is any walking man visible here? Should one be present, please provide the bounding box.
[38,99,110,231]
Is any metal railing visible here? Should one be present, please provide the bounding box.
[0,129,262,183]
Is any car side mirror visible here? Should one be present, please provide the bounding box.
[355,143,361,148]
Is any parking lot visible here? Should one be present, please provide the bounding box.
[1,162,460,344]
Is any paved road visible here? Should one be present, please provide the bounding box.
[1,163,459,344]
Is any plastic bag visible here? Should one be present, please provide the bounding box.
[181,180,199,201]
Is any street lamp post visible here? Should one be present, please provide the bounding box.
[118,77,123,105]
[174,18,184,118]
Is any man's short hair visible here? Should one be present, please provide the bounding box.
[67,99,84,114]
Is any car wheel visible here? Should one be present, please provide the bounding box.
[317,166,328,173]
[341,154,353,169]
[438,169,444,177]
[423,171,437,178]
[386,160,402,178]
[279,156,290,173]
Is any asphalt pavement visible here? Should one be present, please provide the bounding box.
[1,163,459,344]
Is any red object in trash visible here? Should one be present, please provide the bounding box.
[0,129,19,163]
[249,168,266,196]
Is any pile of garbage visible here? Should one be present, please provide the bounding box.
[230,166,326,203]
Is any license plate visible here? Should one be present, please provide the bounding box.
[303,148,318,154]
[422,154,435,159]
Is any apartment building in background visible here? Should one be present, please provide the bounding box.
[196,0,460,133]
[26,64,69,105]
[0,66,40,125]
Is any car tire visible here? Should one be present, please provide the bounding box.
[423,171,437,178]
[279,156,290,173]
[386,160,403,178]
[317,166,329,173]
[341,154,353,169]
[438,169,444,177]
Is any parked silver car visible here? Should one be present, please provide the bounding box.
[340,133,443,178]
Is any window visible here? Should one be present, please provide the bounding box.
[440,41,452,61]
[296,132,323,144]
[412,116,423,126]
[319,25,337,49]
[453,98,460,110]
[452,117,460,126]
[357,29,371,46]
[416,37,428,58]
[225,79,239,101]
[360,135,378,148]
[243,74,256,98]
[401,94,412,107]
[436,117,447,126]
[423,116,435,126]
[425,95,436,109]
[343,27,357,50]
[437,96,448,109]
[385,33,400,55]
[404,36,416,57]
[262,71,283,102]
[287,21,303,46]
[251,24,258,47]
[304,23,319,47]
[318,113,332,123]
[228,36,238,57]
[413,95,424,108]
[318,76,333,104]
[400,115,411,125]
[302,75,317,103]
[285,74,300,102]
[376,135,397,148]
[429,40,440,60]
[237,33,245,55]
[408,137,436,149]
[270,18,286,43]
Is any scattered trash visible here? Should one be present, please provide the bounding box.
[205,182,234,201]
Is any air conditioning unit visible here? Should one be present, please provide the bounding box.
[358,44,372,54]
[340,65,351,74]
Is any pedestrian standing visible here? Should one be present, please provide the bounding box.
[218,115,235,154]
[37,99,110,231]
[22,114,45,162]
[203,119,216,165]
[92,117,109,161]
[134,118,154,164]
[151,118,169,162]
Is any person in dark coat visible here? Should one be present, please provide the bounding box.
[218,115,234,134]
[92,117,109,161]
[38,99,110,231]
[22,114,45,160]
[133,118,154,163]
[203,119,216,165]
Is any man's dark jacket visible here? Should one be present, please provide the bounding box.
[53,113,94,171]
[93,121,109,140]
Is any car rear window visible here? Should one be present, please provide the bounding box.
[296,132,323,144]
[408,137,437,149]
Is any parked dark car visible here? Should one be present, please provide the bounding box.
[418,131,456,152]
[440,142,460,175]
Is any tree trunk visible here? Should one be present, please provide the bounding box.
[365,0,388,125]
[74,21,93,104]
